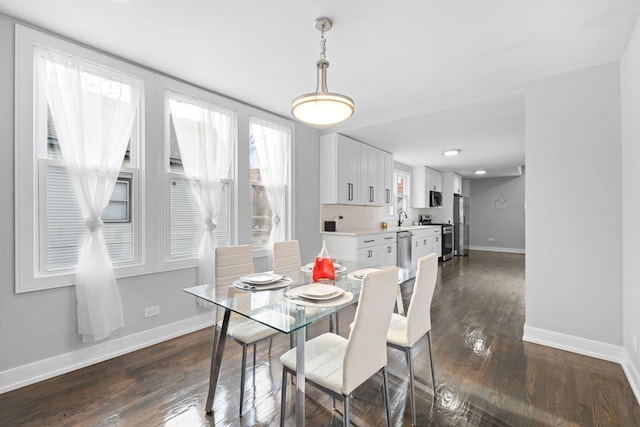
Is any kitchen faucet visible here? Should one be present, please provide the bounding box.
[398,209,408,227]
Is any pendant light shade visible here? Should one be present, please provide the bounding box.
[291,18,355,126]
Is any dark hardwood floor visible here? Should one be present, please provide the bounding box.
[2,251,639,426]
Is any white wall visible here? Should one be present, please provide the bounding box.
[525,62,622,345]
[0,13,321,390]
[621,17,640,389]
[468,175,525,253]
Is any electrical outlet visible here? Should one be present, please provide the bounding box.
[144,306,160,318]
[632,335,638,353]
[488,237,495,242]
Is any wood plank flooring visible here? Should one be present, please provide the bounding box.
[2,251,639,426]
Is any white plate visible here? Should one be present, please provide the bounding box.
[285,291,354,307]
[233,276,292,291]
[347,268,381,281]
[239,272,283,285]
[290,284,345,300]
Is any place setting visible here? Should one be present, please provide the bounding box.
[347,268,381,281]
[284,283,353,307]
[232,272,293,291]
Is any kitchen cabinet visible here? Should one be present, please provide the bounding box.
[378,232,397,266]
[378,150,393,207]
[320,133,393,207]
[411,227,441,267]
[453,172,462,195]
[410,166,443,208]
[322,232,398,267]
[360,143,378,205]
[320,133,361,205]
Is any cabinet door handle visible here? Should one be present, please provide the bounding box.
[347,183,353,201]
[384,236,393,240]
[423,239,426,244]
[386,188,390,203]
[387,246,392,253]
[363,239,375,243]
[369,186,374,203]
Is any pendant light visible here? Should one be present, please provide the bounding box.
[291,17,355,126]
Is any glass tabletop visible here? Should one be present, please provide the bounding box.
[183,260,415,335]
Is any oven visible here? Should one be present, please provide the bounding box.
[441,224,454,261]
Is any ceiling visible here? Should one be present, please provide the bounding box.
[2,0,639,178]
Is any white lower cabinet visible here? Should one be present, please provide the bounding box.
[378,232,397,266]
[411,227,441,267]
[322,232,398,267]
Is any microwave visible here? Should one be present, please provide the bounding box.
[429,190,442,207]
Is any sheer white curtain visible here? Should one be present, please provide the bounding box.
[38,49,142,342]
[250,118,290,244]
[169,95,236,285]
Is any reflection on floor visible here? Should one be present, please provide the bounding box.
[1,251,639,426]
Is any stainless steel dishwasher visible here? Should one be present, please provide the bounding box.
[397,231,413,269]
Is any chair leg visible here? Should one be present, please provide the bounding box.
[407,348,417,426]
[280,369,287,427]
[382,367,391,427]
[253,343,257,367]
[427,330,436,396]
[343,395,350,427]
[269,336,273,355]
[240,344,247,417]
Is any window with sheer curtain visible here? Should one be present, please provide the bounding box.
[249,117,291,245]
[167,91,236,283]
[165,92,232,261]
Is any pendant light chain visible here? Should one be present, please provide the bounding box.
[319,25,327,60]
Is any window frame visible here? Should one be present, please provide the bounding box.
[15,25,151,292]
[248,116,293,250]
[155,79,240,272]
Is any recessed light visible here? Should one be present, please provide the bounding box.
[442,148,461,156]
[475,170,487,175]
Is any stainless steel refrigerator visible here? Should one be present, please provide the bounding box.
[453,194,469,256]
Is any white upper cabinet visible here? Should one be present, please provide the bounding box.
[320,133,393,206]
[360,143,378,205]
[320,133,361,204]
[410,166,443,208]
[378,150,393,207]
[453,172,462,195]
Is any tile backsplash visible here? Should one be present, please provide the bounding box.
[320,205,390,231]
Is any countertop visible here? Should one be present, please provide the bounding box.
[320,225,441,237]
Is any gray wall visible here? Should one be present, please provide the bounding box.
[0,13,320,379]
[621,16,640,387]
[525,61,622,345]
[468,174,525,252]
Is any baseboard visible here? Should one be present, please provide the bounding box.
[622,349,640,404]
[523,325,622,363]
[0,313,215,394]
[469,245,525,254]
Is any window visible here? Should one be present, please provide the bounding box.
[165,91,235,259]
[249,118,291,245]
[15,25,147,292]
[394,171,410,216]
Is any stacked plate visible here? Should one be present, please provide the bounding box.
[233,272,292,290]
[285,283,353,307]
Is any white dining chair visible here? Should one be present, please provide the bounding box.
[386,252,438,426]
[272,240,302,274]
[215,244,292,417]
[279,266,399,427]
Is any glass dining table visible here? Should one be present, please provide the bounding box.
[183,260,415,426]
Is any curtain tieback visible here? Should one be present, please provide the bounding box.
[204,217,217,232]
[272,214,281,225]
[84,216,104,232]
